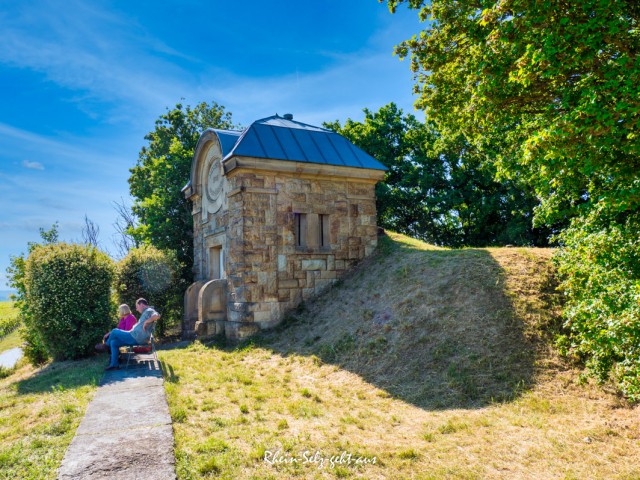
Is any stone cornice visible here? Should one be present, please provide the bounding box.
[223,156,385,183]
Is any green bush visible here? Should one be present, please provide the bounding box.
[24,243,115,360]
[19,324,48,365]
[114,246,183,336]
[555,212,640,401]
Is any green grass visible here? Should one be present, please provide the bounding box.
[0,356,104,479]
[159,232,640,479]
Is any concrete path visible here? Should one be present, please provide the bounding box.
[58,352,176,479]
[0,347,22,369]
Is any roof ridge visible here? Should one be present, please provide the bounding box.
[251,114,331,132]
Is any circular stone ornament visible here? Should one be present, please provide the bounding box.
[205,158,224,214]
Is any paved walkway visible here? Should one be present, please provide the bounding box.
[0,347,22,369]
[58,352,176,479]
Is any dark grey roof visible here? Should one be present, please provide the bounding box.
[212,129,243,157]
[222,115,386,171]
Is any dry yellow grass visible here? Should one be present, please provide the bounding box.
[160,232,640,479]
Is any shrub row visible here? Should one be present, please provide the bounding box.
[22,243,181,362]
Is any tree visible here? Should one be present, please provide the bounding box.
[387,0,640,397]
[114,246,182,336]
[326,103,549,246]
[440,134,552,246]
[112,197,139,258]
[129,101,239,284]
[326,104,453,243]
[81,214,100,247]
[388,0,640,226]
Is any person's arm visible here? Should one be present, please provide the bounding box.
[143,313,161,331]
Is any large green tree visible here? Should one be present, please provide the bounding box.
[326,103,549,246]
[325,104,453,244]
[387,0,640,398]
[129,101,238,284]
[387,0,639,226]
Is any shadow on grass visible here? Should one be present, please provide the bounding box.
[16,355,105,395]
[159,359,180,383]
[206,234,561,411]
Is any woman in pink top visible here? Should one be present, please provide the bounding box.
[96,304,137,352]
[116,304,137,331]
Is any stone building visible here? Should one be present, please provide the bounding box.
[182,114,386,339]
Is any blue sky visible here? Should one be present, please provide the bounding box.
[0,0,423,289]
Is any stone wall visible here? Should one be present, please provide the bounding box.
[223,169,379,336]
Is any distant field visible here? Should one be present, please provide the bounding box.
[0,301,20,344]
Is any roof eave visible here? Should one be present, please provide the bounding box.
[222,155,386,182]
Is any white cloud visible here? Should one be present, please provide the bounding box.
[0,0,420,128]
[22,159,44,170]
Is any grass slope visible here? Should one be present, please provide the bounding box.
[160,232,640,479]
[0,358,104,479]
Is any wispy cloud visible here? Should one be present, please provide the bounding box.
[22,160,44,170]
[0,122,134,172]
[0,1,186,121]
[195,49,417,127]
[0,0,418,128]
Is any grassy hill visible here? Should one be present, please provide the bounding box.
[159,232,640,479]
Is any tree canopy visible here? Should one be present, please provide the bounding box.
[129,101,238,283]
[326,103,549,246]
[388,0,640,225]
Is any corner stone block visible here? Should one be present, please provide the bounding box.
[227,308,252,324]
[278,289,291,302]
[327,255,335,271]
[278,279,299,289]
[314,278,335,295]
[301,259,327,270]
[320,270,337,279]
[277,254,287,272]
[225,321,260,340]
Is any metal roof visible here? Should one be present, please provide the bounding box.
[221,115,386,171]
[212,129,243,157]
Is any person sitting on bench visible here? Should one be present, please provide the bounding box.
[104,298,160,371]
[96,304,136,353]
